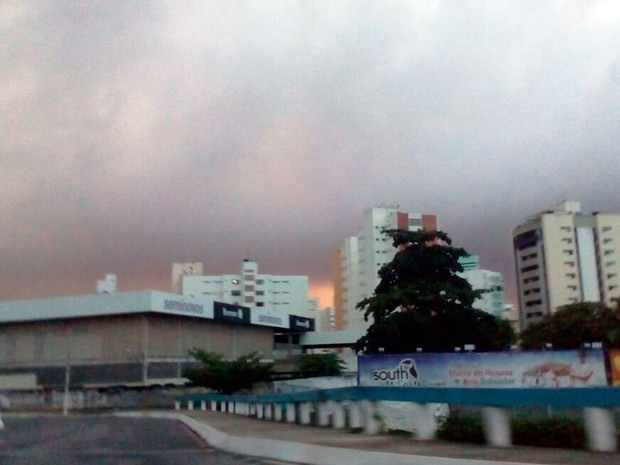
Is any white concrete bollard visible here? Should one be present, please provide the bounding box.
[210,400,217,411]
[332,401,346,429]
[187,400,194,411]
[410,403,438,440]
[286,402,296,423]
[174,400,181,410]
[584,407,617,452]
[317,401,331,426]
[348,401,363,429]
[200,400,206,411]
[299,402,312,425]
[274,403,283,421]
[256,403,264,419]
[361,400,381,435]
[265,404,273,420]
[482,407,511,447]
[227,401,234,413]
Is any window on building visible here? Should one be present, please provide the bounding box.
[604,250,614,255]
[245,296,255,303]
[602,226,612,232]
[563,250,574,255]
[244,274,254,281]
[603,238,613,244]
[566,273,576,279]
[562,238,573,243]
[525,299,542,307]
[608,273,617,279]
[560,226,571,232]
[231,290,241,296]
[409,218,422,226]
[521,264,539,273]
[256,290,264,296]
[245,285,254,291]
[564,261,575,267]
[567,285,578,291]
[256,279,264,285]
[256,302,264,307]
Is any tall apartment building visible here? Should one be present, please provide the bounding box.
[333,207,438,330]
[513,200,620,328]
[178,260,318,320]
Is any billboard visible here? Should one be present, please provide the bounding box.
[358,350,608,388]
[609,349,620,387]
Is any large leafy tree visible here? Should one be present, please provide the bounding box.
[520,301,620,350]
[183,350,274,394]
[354,229,515,353]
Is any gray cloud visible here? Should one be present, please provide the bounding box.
[1,0,619,306]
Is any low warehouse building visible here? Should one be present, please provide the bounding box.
[0,291,312,389]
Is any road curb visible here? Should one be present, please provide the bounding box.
[116,411,542,465]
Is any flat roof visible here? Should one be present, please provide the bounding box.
[0,291,312,331]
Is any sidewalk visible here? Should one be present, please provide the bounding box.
[172,409,619,465]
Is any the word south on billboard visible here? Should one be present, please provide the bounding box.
[358,350,608,388]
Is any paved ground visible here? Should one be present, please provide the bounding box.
[183,409,620,465]
[0,416,292,465]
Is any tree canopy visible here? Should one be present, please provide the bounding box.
[520,301,620,350]
[183,350,274,394]
[298,353,346,377]
[354,229,515,353]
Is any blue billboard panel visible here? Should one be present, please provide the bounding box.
[358,350,608,388]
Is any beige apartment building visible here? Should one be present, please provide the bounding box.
[513,201,620,329]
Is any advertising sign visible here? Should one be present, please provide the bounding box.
[609,349,620,387]
[213,302,251,325]
[288,315,315,332]
[358,350,608,388]
[251,308,289,329]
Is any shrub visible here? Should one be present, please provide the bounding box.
[437,413,485,444]
[437,413,588,449]
[512,417,585,449]
[183,350,274,394]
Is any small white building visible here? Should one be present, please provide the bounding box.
[458,255,506,317]
[179,260,318,320]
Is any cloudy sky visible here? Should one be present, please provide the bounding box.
[2,0,619,309]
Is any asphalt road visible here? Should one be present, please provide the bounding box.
[0,416,292,465]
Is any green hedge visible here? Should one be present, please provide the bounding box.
[437,413,486,444]
[437,414,588,449]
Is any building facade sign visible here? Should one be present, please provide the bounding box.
[214,302,251,324]
[288,315,315,332]
[251,309,289,329]
[358,350,608,388]
[151,294,214,319]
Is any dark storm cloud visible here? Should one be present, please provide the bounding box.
[1,1,619,306]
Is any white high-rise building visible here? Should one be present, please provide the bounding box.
[179,260,317,319]
[333,207,438,330]
[513,201,620,328]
